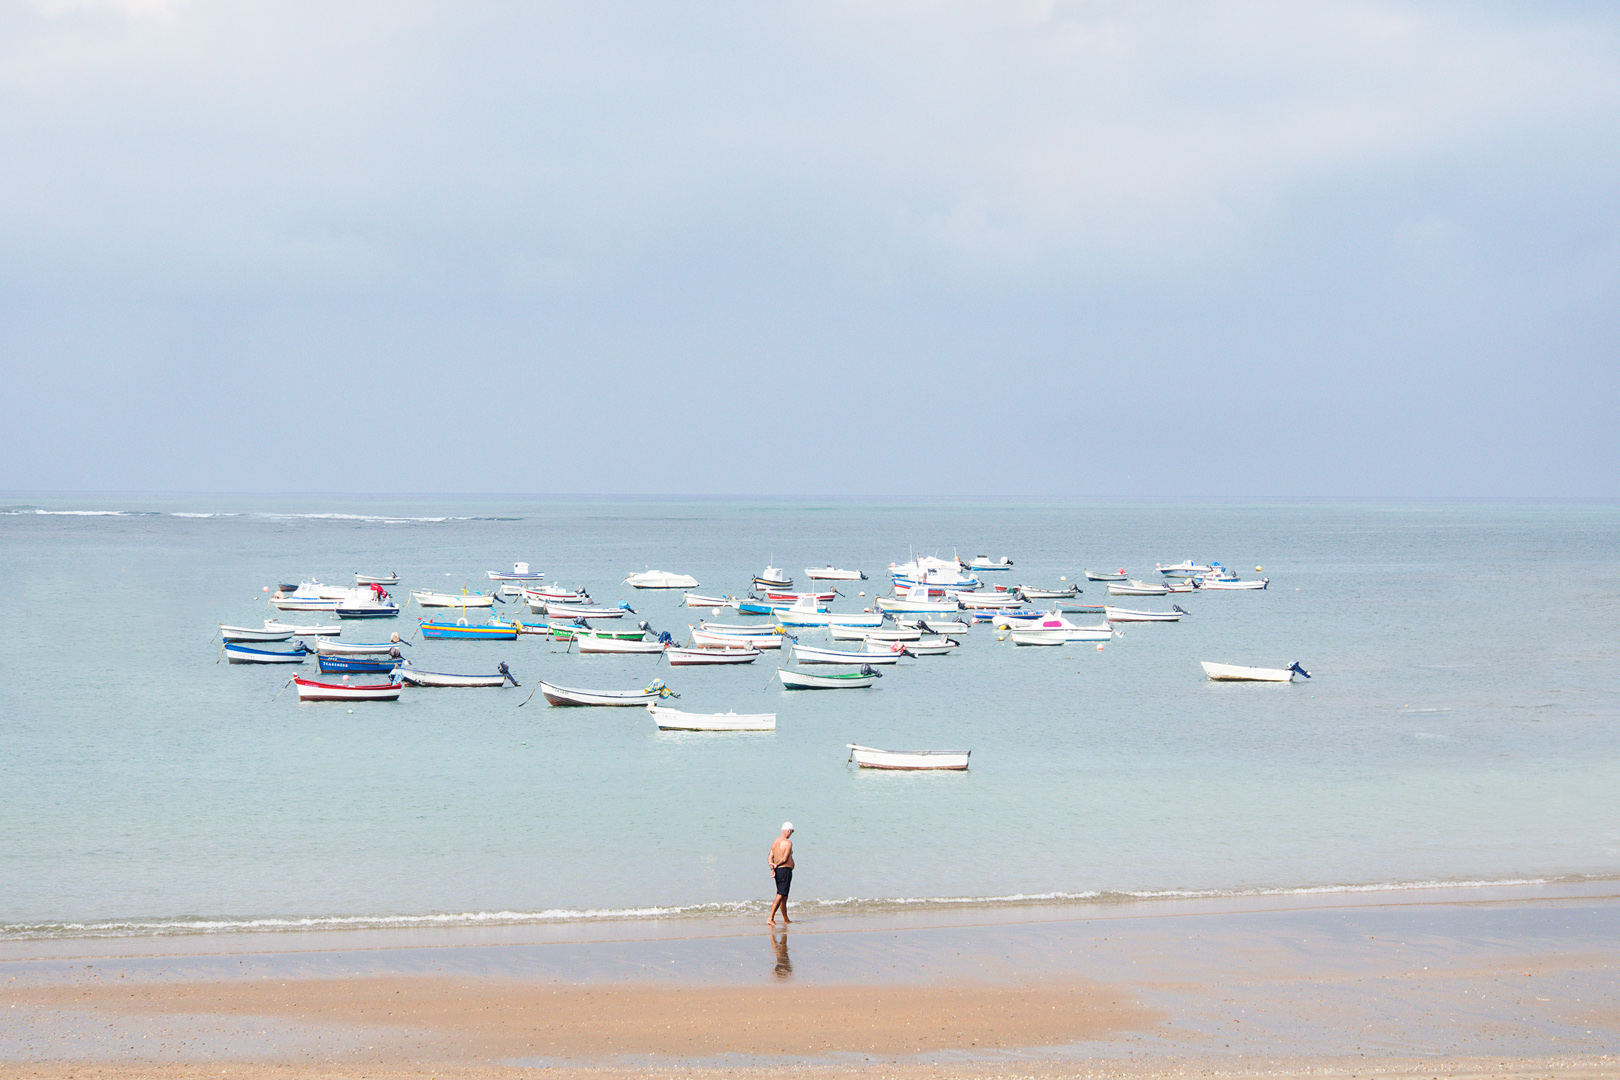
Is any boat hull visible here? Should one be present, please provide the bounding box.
[1201,661,1297,682]
[846,744,969,770]
[398,670,513,687]
[1104,607,1183,622]
[317,655,396,673]
[419,622,520,640]
[777,669,878,690]
[223,643,308,664]
[648,705,775,731]
[293,677,402,701]
[412,592,495,608]
[663,646,761,665]
[791,644,900,665]
[219,625,293,642]
[804,567,865,580]
[539,681,672,706]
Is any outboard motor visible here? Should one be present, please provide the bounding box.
[638,620,651,633]
[620,601,636,614]
[498,660,519,687]
[1289,662,1310,679]
[1173,604,1189,615]
[656,630,673,646]
[859,664,882,678]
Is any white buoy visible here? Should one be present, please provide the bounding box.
[261,586,269,592]
[858,591,865,597]
[1059,576,1067,581]
[1096,643,1105,651]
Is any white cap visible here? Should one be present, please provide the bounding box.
[782,821,794,832]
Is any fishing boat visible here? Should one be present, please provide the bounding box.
[805,565,866,580]
[1104,605,1187,622]
[888,555,978,590]
[1198,577,1269,590]
[736,601,779,616]
[1084,569,1127,581]
[419,618,520,640]
[510,618,553,636]
[753,566,793,590]
[762,589,837,603]
[875,585,962,614]
[397,662,520,687]
[624,570,700,589]
[575,634,668,654]
[1016,585,1080,600]
[791,642,901,665]
[1107,580,1170,596]
[774,596,884,628]
[315,636,406,655]
[269,592,342,611]
[1009,630,1066,646]
[989,611,1044,628]
[522,585,591,604]
[648,705,776,731]
[1163,580,1198,593]
[411,590,496,608]
[830,623,919,641]
[954,591,1025,610]
[1010,611,1114,641]
[1201,661,1309,682]
[538,679,678,706]
[263,620,342,637]
[354,572,399,586]
[683,593,738,608]
[554,604,631,619]
[777,667,881,690]
[697,621,781,635]
[335,598,400,618]
[1156,561,1214,577]
[966,555,1014,571]
[847,744,969,770]
[690,628,783,649]
[663,645,761,665]
[219,624,294,642]
[899,637,960,656]
[292,676,402,702]
[317,653,399,674]
[486,562,544,581]
[549,623,646,641]
[920,618,970,634]
[223,642,309,664]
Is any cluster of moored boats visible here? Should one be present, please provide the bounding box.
[217,553,1303,769]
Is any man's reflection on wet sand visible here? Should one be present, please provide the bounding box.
[771,930,792,980]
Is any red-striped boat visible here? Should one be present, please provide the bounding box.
[293,677,403,702]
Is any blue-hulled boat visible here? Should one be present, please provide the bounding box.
[736,602,778,616]
[419,618,520,641]
[317,653,400,673]
[223,642,310,664]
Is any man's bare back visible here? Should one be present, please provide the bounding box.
[768,823,794,926]
[769,835,794,870]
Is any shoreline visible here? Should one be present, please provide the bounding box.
[2,881,1615,1076]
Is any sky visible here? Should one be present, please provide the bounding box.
[1,0,1616,497]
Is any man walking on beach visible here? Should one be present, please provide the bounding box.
[768,822,794,926]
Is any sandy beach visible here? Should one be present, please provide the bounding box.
[1,883,1615,1079]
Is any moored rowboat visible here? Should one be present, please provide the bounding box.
[293,676,402,701]
[648,705,775,731]
[1201,661,1309,682]
[419,619,520,640]
[539,679,678,706]
[663,645,761,665]
[846,744,969,770]
[224,642,309,664]
[1104,606,1186,623]
[219,624,294,642]
[777,667,880,690]
[791,642,901,665]
[397,662,520,687]
[412,590,496,608]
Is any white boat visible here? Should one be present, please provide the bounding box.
[223,642,309,664]
[888,555,978,590]
[663,645,761,665]
[1084,569,1127,581]
[521,585,591,604]
[875,585,962,614]
[1107,580,1170,596]
[1105,605,1186,622]
[575,635,667,654]
[335,598,401,618]
[753,565,792,589]
[1010,630,1066,646]
[354,572,399,586]
[691,628,783,649]
[1016,585,1079,600]
[777,667,880,690]
[397,662,520,687]
[805,565,866,580]
[774,595,885,628]
[920,619,970,634]
[539,679,678,706]
[411,589,496,608]
[1201,661,1309,682]
[761,589,837,602]
[989,611,1044,628]
[269,593,342,611]
[792,642,901,665]
[1157,561,1214,577]
[263,620,342,637]
[830,623,920,641]
[966,555,1013,570]
[219,624,294,642]
[293,676,401,702]
[624,570,700,589]
[648,705,776,731]
[547,605,628,620]
[684,593,738,608]
[487,562,544,581]
[1198,578,1269,590]
[697,622,780,635]
[1163,581,1198,593]
[847,744,969,770]
[899,636,959,656]
[315,636,406,655]
[954,591,1025,610]
[1013,611,1114,642]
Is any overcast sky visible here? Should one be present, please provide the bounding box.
[2,0,1615,496]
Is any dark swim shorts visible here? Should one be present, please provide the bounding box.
[774,866,792,897]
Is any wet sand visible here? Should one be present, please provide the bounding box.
[1,883,1615,1078]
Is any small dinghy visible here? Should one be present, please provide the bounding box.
[317,653,399,674]
[966,555,1013,571]
[411,590,496,608]
[791,642,901,665]
[777,666,881,690]
[293,676,402,702]
[1010,630,1066,646]
[753,566,793,590]
[900,636,959,656]
[1104,605,1187,622]
[263,620,341,637]
[316,635,406,655]
[398,661,520,687]
[683,593,739,608]
[691,628,783,649]
[419,618,520,640]
[354,572,399,586]
[1156,561,1213,577]
[1201,661,1309,682]
[220,624,294,642]
[648,705,775,731]
[224,642,309,664]
[1197,577,1269,590]
[697,621,780,635]
[847,744,969,770]
[575,632,670,654]
[539,679,678,706]
[663,645,761,665]
[336,599,400,618]
[855,626,923,642]
[486,562,544,582]
[955,591,1026,610]
[1084,569,1127,581]
[805,565,866,580]
[1016,585,1080,600]
[624,570,700,589]
[918,618,970,634]
[1107,580,1171,596]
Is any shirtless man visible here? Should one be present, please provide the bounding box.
[767,822,794,926]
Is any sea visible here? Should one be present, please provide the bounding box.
[2,495,1617,942]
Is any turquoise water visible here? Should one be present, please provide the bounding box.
[2,496,1617,938]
